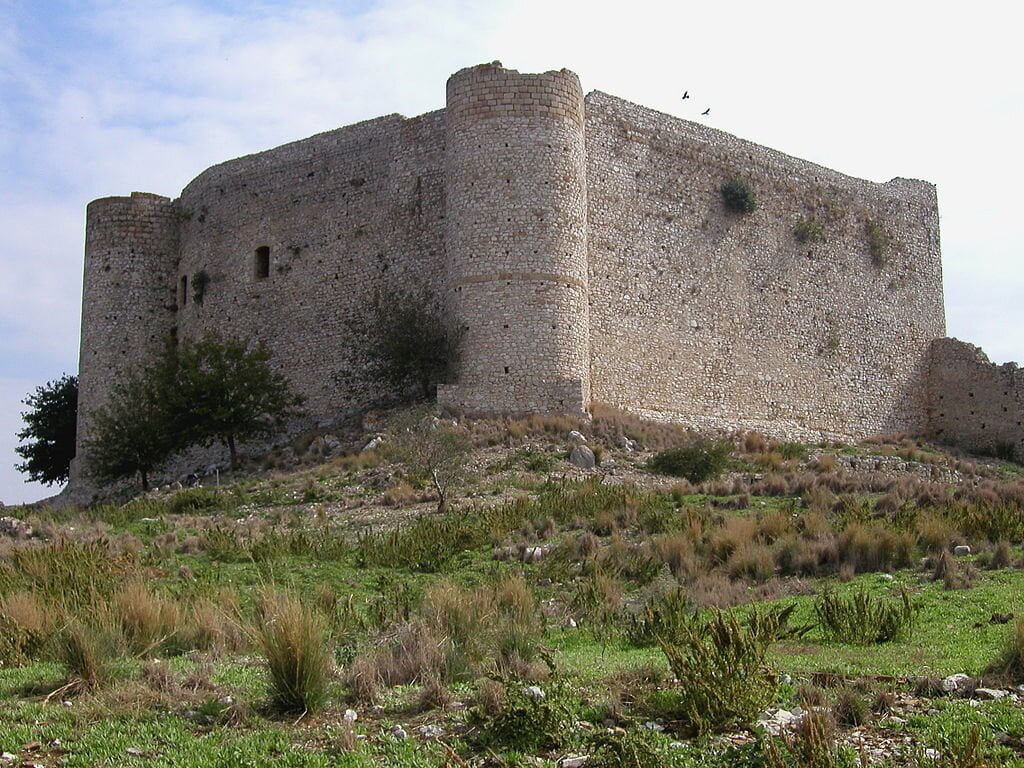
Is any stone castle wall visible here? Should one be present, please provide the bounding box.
[928,339,1024,461]
[71,62,1021,496]
[585,92,945,439]
[173,110,448,416]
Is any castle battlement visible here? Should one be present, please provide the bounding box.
[69,62,1023,492]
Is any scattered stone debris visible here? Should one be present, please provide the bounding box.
[0,516,32,538]
[561,756,589,768]
[418,724,444,740]
[942,673,971,693]
[523,685,546,700]
[343,708,357,722]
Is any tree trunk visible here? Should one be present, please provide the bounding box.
[140,469,149,492]
[432,468,446,513]
[227,435,238,471]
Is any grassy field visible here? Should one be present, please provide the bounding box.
[2,409,1024,766]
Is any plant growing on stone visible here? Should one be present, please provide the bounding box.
[794,217,825,243]
[721,178,757,214]
[15,373,78,486]
[865,219,888,267]
[355,284,461,400]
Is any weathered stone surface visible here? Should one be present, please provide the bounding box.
[569,445,596,469]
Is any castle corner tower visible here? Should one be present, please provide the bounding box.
[438,63,592,415]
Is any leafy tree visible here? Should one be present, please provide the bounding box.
[15,374,79,486]
[357,285,461,400]
[167,334,304,470]
[384,408,472,513]
[84,367,175,491]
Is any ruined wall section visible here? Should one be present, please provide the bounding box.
[928,338,1024,461]
[439,63,591,414]
[174,111,448,417]
[585,92,945,440]
[71,192,180,484]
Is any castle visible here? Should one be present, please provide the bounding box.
[68,62,1024,491]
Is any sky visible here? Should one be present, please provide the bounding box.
[1,0,1021,505]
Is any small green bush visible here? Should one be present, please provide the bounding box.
[167,487,224,515]
[779,442,808,460]
[794,218,825,244]
[721,179,757,214]
[659,605,794,733]
[865,219,887,267]
[626,588,693,647]
[469,666,578,753]
[648,439,732,483]
[815,587,918,645]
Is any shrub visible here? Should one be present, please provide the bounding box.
[167,488,225,515]
[57,619,120,693]
[112,580,181,656]
[865,219,887,267]
[626,588,693,647]
[793,218,825,244]
[0,592,51,665]
[814,587,918,645]
[468,666,577,753]
[779,441,809,460]
[255,589,333,715]
[648,439,732,483]
[659,605,794,733]
[764,708,855,768]
[985,618,1024,682]
[721,179,757,214]
[832,687,871,726]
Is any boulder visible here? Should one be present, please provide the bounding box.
[569,445,596,469]
[567,430,587,443]
[954,545,972,556]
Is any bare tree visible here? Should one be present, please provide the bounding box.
[384,408,472,513]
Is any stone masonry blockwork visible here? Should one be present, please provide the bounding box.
[68,62,1021,494]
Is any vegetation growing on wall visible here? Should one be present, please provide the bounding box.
[721,178,757,214]
[794,217,825,243]
[191,269,210,305]
[865,219,888,267]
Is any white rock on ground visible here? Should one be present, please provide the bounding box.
[942,673,971,692]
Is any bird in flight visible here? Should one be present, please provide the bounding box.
[682,91,690,100]
[701,108,711,115]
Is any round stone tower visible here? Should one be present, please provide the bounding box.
[70,192,180,490]
[439,62,591,415]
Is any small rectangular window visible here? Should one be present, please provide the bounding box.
[179,275,188,307]
[255,246,270,279]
